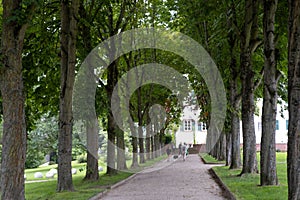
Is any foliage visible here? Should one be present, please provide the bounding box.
[76,154,87,163]
[163,134,172,144]
[25,115,58,168]
[22,1,61,131]
[25,139,45,169]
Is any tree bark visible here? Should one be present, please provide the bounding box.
[287,1,300,199]
[219,132,226,161]
[260,0,278,186]
[117,127,127,170]
[138,126,145,164]
[146,115,151,160]
[230,109,241,169]
[129,119,139,168]
[151,136,154,159]
[131,136,139,168]
[227,21,241,169]
[0,1,28,199]
[226,132,232,166]
[240,0,259,175]
[106,106,117,174]
[57,0,79,191]
[137,87,145,164]
[84,118,99,181]
[154,127,160,158]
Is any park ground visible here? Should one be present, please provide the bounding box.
[96,154,228,200]
[25,152,288,199]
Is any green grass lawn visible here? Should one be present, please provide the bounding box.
[25,155,167,200]
[199,153,226,164]
[213,152,288,200]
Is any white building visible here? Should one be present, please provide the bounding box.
[175,98,288,151]
[243,99,288,151]
[175,104,207,147]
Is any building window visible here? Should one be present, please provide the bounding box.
[286,120,289,130]
[202,123,207,130]
[184,120,191,131]
[276,120,279,130]
[198,122,202,131]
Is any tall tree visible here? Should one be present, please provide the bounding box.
[226,0,242,169]
[240,0,260,174]
[0,0,35,199]
[260,0,278,186]
[287,0,300,199]
[76,0,102,181]
[57,0,79,191]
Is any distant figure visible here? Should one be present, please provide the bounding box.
[178,142,182,156]
[182,143,187,161]
[166,146,172,161]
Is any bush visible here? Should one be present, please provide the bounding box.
[25,158,43,169]
[77,154,87,163]
[164,134,172,144]
[25,140,44,169]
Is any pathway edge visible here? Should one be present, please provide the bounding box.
[209,168,237,200]
[89,157,175,200]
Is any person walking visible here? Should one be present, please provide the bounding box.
[182,143,188,161]
[178,142,182,156]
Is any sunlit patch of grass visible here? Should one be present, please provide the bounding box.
[25,155,167,200]
[213,152,288,200]
[199,153,225,164]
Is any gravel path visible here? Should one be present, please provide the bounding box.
[99,154,227,200]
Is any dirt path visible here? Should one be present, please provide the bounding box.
[98,154,227,200]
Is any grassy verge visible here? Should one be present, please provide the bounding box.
[199,153,225,164]
[25,155,167,200]
[213,152,287,200]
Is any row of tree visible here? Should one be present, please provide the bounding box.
[1,0,300,199]
[0,0,181,199]
[173,0,300,199]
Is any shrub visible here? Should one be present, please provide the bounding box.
[77,154,87,163]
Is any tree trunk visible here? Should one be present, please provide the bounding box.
[131,136,139,168]
[287,1,300,199]
[106,41,119,175]
[106,111,117,174]
[135,71,145,164]
[260,0,278,186]
[77,1,100,180]
[228,27,241,169]
[218,132,226,161]
[240,0,259,175]
[151,136,154,159]
[129,119,139,168]
[146,115,151,160]
[154,126,161,158]
[84,118,99,181]
[117,127,127,170]
[241,57,258,174]
[230,110,241,169]
[138,127,145,164]
[226,132,232,166]
[0,1,28,199]
[57,0,79,191]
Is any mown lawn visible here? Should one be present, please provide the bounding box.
[25,155,167,200]
[213,152,287,200]
[199,153,226,164]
